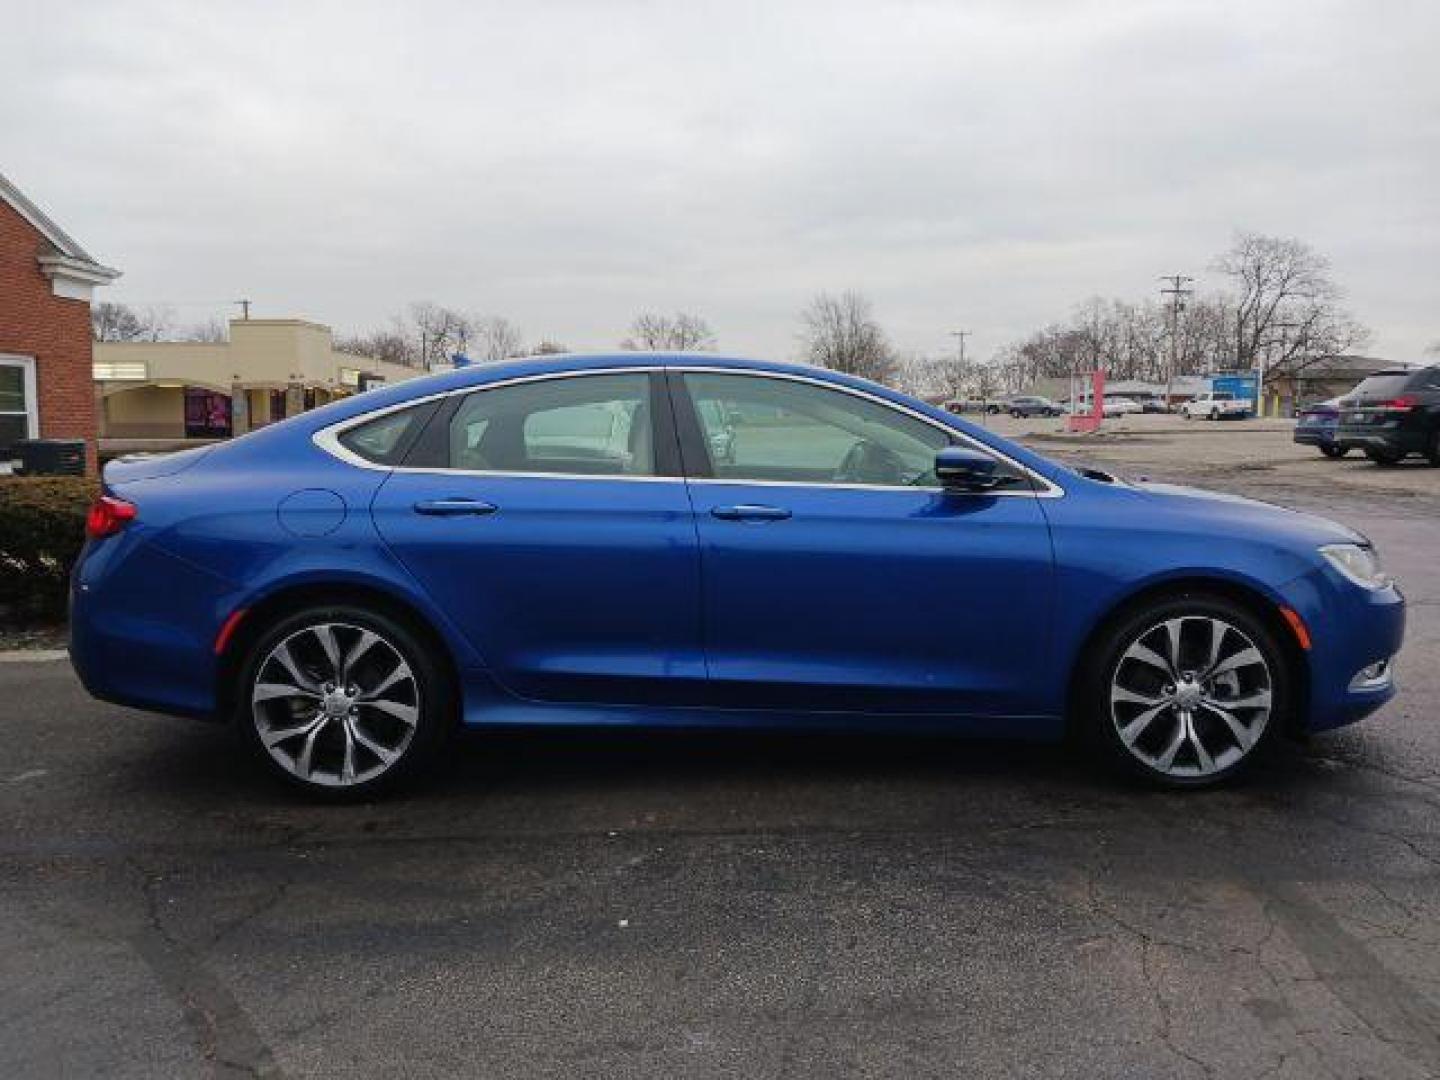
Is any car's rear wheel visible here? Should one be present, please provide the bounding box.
[1365,447,1404,466]
[1320,444,1348,459]
[1083,595,1290,788]
[236,606,452,797]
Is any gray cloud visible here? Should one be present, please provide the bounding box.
[6,0,1437,359]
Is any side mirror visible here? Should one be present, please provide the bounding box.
[935,446,1001,492]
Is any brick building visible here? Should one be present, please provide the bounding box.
[1,172,119,471]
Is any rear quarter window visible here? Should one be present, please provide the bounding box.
[336,402,434,465]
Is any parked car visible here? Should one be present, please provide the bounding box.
[1293,398,1348,458]
[1180,391,1251,420]
[1335,365,1440,466]
[1138,396,1170,414]
[1066,396,1139,417]
[1102,396,1143,417]
[71,354,1404,795]
[1005,395,1063,418]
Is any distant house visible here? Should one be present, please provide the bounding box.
[1265,355,1394,410]
[0,172,120,471]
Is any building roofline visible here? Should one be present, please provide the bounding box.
[0,170,120,281]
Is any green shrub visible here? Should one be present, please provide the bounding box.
[0,476,98,625]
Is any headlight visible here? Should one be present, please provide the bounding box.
[1319,543,1392,590]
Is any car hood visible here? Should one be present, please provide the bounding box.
[1128,479,1366,547]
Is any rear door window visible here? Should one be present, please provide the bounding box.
[447,372,658,476]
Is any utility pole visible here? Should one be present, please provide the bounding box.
[234,299,252,320]
[1159,275,1193,406]
[949,329,970,366]
[949,330,972,408]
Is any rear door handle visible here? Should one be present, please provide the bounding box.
[413,498,498,517]
[710,504,792,522]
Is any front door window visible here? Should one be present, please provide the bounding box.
[682,372,983,487]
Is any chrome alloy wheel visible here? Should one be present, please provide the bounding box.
[1109,615,1273,779]
[251,622,420,788]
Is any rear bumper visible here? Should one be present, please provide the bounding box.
[69,532,234,720]
[1336,427,1425,454]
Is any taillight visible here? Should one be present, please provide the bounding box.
[1380,396,1417,411]
[86,495,137,539]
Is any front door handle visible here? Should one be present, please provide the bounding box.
[413,498,498,517]
[711,504,792,522]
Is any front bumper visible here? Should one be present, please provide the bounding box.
[1279,567,1405,732]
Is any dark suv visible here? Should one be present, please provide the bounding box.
[1336,365,1440,466]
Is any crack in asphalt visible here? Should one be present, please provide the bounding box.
[124,856,287,1080]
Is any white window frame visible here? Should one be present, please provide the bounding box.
[0,354,39,470]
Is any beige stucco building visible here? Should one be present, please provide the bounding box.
[95,317,423,441]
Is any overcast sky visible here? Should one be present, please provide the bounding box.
[6,0,1437,361]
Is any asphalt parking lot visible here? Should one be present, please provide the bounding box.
[2,419,1438,1079]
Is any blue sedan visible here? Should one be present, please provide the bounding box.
[70,354,1405,795]
[1294,397,1348,458]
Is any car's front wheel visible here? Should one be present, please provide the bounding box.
[1320,444,1348,459]
[1365,447,1404,466]
[236,606,452,797]
[1083,595,1290,788]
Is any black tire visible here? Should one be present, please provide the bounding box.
[234,604,454,799]
[1320,444,1348,459]
[1365,447,1404,466]
[1427,427,1440,467]
[1078,592,1292,789]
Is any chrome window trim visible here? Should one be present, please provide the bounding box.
[311,364,1064,498]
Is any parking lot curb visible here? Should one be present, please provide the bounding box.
[0,649,69,664]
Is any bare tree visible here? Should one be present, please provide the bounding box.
[92,302,145,342]
[181,316,228,343]
[620,312,715,351]
[407,301,472,369]
[473,316,525,363]
[799,291,895,383]
[1213,231,1370,386]
[971,360,1005,402]
[91,302,173,342]
[335,329,416,366]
